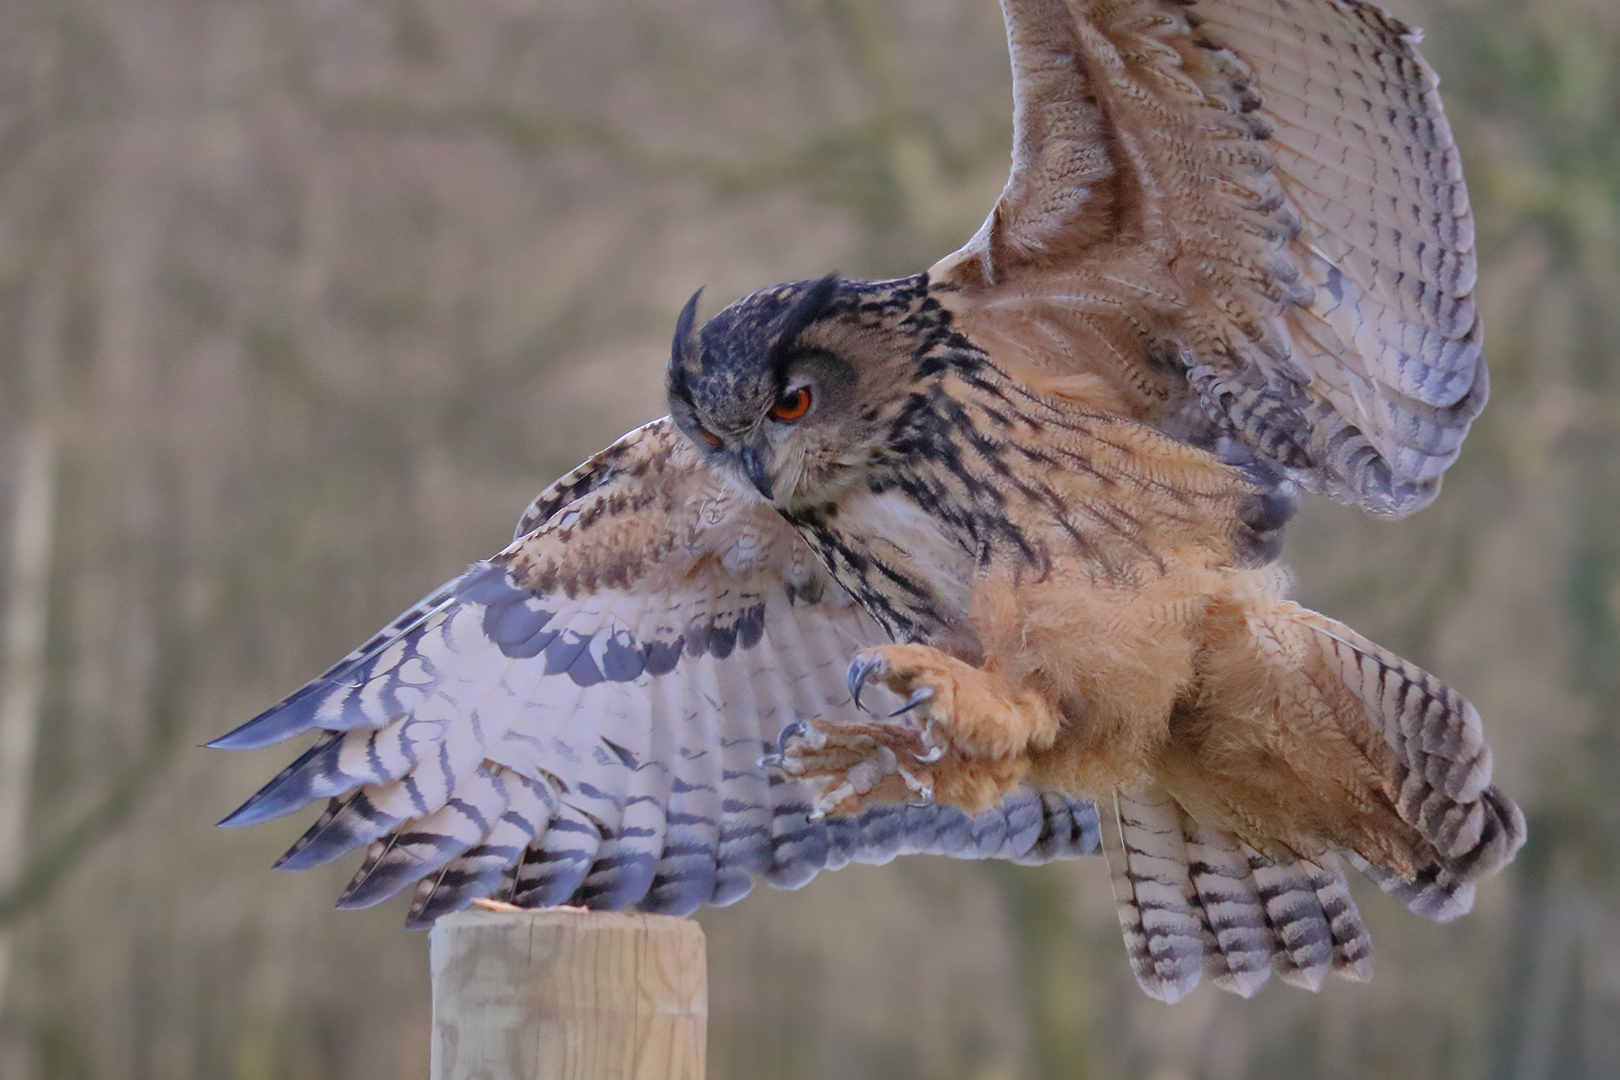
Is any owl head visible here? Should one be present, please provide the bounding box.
[666,274,915,507]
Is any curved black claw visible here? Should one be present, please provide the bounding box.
[775,721,807,755]
[889,687,934,718]
[846,652,889,712]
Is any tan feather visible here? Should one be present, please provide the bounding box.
[933,0,1484,516]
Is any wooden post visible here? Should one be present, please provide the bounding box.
[429,909,707,1080]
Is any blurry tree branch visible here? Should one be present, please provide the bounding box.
[987,862,1098,1080]
[264,2,1000,273]
[0,422,55,992]
[0,722,181,927]
[1436,1,1620,1073]
[0,261,66,1011]
[0,475,201,930]
[0,261,206,936]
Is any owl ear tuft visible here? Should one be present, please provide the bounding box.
[673,288,704,360]
[774,274,840,350]
[668,287,705,406]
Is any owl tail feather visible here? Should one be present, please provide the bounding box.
[1288,607,1527,917]
[1106,601,1527,1001]
[1102,786,1372,1003]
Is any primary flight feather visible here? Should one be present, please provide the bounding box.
[216,0,1521,1002]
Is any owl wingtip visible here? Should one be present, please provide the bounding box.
[205,721,283,752]
[215,801,266,828]
[207,688,325,750]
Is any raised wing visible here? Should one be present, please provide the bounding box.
[213,419,1100,926]
[932,0,1483,517]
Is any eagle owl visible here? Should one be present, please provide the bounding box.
[215,0,1524,1002]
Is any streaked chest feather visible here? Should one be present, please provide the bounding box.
[781,410,1249,653]
[784,486,975,646]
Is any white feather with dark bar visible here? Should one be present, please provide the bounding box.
[1104,786,1375,1003]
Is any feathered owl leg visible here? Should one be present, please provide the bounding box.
[779,643,1057,817]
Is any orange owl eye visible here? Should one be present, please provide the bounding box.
[697,427,724,447]
[768,386,812,422]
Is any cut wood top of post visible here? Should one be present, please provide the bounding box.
[430,908,707,1080]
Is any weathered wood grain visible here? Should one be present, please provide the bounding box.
[430,909,707,1080]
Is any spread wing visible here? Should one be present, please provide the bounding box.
[932,0,1482,517]
[213,419,1100,926]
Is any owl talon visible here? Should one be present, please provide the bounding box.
[777,720,825,756]
[889,687,934,717]
[758,752,784,771]
[846,651,890,711]
[899,766,934,806]
[788,642,1043,817]
[811,784,852,819]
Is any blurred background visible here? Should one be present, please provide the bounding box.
[0,0,1615,1076]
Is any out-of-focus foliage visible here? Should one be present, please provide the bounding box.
[0,1,1614,1077]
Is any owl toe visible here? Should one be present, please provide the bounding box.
[846,651,892,710]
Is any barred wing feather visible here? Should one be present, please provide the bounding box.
[933,0,1483,517]
[213,419,1100,926]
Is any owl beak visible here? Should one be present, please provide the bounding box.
[740,446,774,500]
